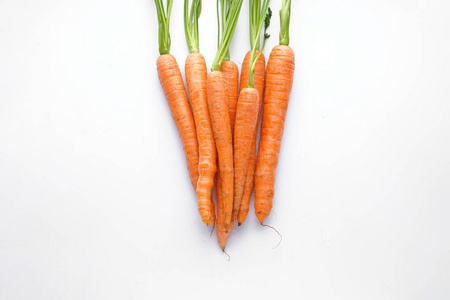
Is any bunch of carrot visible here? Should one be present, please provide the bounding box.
[154,0,295,251]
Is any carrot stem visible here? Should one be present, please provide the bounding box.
[279,0,291,46]
[184,0,202,53]
[219,0,233,61]
[248,0,271,88]
[212,0,243,71]
[154,0,174,55]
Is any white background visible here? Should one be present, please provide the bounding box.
[1,0,449,299]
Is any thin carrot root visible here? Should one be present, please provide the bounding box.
[261,224,283,249]
[223,250,231,261]
[210,224,215,238]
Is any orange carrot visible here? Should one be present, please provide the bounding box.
[233,88,260,220]
[237,50,266,225]
[154,0,199,194]
[157,55,199,190]
[231,1,270,224]
[215,60,238,247]
[255,0,294,224]
[210,0,243,238]
[207,71,234,231]
[234,1,271,225]
[185,53,216,226]
[215,61,239,248]
[184,1,216,226]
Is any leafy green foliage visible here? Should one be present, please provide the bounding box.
[264,7,272,31]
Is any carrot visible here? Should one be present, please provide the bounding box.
[215,62,237,248]
[154,0,199,190]
[236,51,265,225]
[215,60,239,249]
[184,0,216,226]
[232,0,271,224]
[209,0,243,239]
[236,5,271,225]
[217,1,242,236]
[233,88,260,220]
[208,71,233,232]
[255,0,295,224]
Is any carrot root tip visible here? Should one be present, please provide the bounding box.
[223,250,230,261]
[261,224,283,249]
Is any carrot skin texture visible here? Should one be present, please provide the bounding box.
[207,71,234,231]
[216,171,231,250]
[209,193,216,226]
[233,88,260,221]
[157,54,199,188]
[220,61,240,132]
[215,61,239,248]
[237,51,266,225]
[255,45,295,225]
[185,53,217,226]
[237,139,256,225]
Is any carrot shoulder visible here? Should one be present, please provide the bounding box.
[157,54,199,188]
[255,45,294,224]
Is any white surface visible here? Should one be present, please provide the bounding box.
[1,0,449,299]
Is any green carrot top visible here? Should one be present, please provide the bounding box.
[249,0,271,51]
[217,0,234,62]
[279,0,291,46]
[247,0,271,88]
[154,0,174,55]
[211,0,244,71]
[184,0,201,53]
